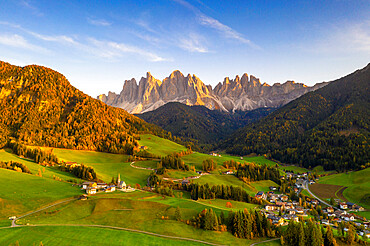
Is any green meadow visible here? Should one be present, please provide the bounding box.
[0,226,204,246]
[182,152,277,170]
[0,149,82,182]
[48,148,150,186]
[17,192,260,246]
[0,168,82,220]
[138,134,187,156]
[318,168,370,209]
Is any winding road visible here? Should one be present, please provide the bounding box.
[302,181,337,208]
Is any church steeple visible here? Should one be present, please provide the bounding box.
[117,173,121,184]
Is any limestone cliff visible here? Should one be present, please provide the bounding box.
[98,71,328,113]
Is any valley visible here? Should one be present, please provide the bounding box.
[0,133,369,245]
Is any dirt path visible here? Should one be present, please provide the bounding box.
[130,161,155,171]
[11,197,77,227]
[250,238,279,246]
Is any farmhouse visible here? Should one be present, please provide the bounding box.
[265,204,282,211]
[86,187,96,195]
[255,191,267,200]
[105,185,116,192]
[340,203,348,209]
[82,182,96,190]
[283,214,299,222]
[326,207,334,213]
[97,182,107,189]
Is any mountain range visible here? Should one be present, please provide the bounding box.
[98,71,327,114]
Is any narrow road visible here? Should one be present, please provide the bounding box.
[130,161,155,171]
[302,181,334,208]
[250,238,280,246]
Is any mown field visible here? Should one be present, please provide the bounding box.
[0,226,204,246]
[138,134,187,156]
[0,149,82,182]
[0,168,82,220]
[46,148,150,186]
[16,191,261,246]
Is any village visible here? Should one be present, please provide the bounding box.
[254,171,370,239]
[80,174,135,195]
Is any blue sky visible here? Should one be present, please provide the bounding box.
[0,0,369,96]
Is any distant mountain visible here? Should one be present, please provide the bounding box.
[0,61,167,154]
[136,102,274,147]
[98,71,327,114]
[220,63,370,171]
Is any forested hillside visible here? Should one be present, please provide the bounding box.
[0,61,167,154]
[221,63,370,171]
[137,102,273,149]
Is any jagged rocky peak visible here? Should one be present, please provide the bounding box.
[98,70,328,114]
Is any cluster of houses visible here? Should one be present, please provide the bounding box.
[210,153,222,157]
[257,190,310,226]
[81,174,132,195]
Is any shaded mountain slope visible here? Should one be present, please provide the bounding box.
[136,102,274,146]
[220,64,370,171]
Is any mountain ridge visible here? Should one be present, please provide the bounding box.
[98,71,328,114]
[220,63,370,170]
[0,61,168,154]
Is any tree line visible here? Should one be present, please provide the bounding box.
[60,163,97,181]
[8,142,59,165]
[184,183,263,205]
[193,208,278,239]
[0,161,32,174]
[236,163,281,184]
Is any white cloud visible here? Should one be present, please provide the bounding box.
[0,21,169,62]
[0,34,47,52]
[87,18,112,27]
[86,38,169,62]
[178,33,208,53]
[19,0,43,16]
[307,21,370,55]
[198,14,259,49]
[172,0,260,49]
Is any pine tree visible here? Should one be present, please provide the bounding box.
[324,226,338,246]
[175,206,181,221]
[346,224,355,245]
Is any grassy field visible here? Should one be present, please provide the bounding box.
[164,170,199,179]
[0,168,82,220]
[0,226,205,246]
[134,160,158,169]
[317,168,370,209]
[280,165,309,173]
[195,199,259,212]
[138,134,187,156]
[0,149,82,182]
[46,148,150,186]
[17,192,258,246]
[182,152,277,170]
